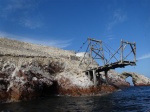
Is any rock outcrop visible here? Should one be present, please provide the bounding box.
[120,72,150,86]
[0,38,118,103]
[106,70,130,87]
[1,38,150,103]
[0,56,64,102]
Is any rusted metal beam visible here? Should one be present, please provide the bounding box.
[122,41,136,45]
[88,38,102,43]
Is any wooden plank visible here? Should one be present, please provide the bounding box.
[84,61,136,73]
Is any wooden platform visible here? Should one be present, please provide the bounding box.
[85,60,136,73]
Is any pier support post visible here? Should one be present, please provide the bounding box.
[87,71,91,80]
[104,70,109,84]
[97,72,101,86]
[93,70,97,86]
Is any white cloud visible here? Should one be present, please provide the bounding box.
[113,10,126,22]
[20,17,43,29]
[0,0,42,29]
[137,53,150,60]
[1,0,37,17]
[106,10,127,31]
[108,37,115,40]
[0,32,71,48]
[4,0,29,11]
[22,38,72,48]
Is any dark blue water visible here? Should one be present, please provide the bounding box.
[0,86,150,112]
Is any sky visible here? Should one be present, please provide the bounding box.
[0,0,150,82]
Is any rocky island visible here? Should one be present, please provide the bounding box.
[0,38,149,103]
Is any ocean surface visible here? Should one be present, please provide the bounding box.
[0,86,150,112]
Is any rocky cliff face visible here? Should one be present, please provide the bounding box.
[1,38,149,103]
[120,72,150,86]
[0,56,66,102]
[0,38,118,103]
[2,37,149,103]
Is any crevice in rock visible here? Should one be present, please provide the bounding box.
[41,81,59,96]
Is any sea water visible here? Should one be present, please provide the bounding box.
[0,86,150,112]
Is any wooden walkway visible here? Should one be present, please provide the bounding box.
[85,60,136,73]
[79,38,136,86]
[84,60,136,86]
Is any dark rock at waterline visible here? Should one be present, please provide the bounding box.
[0,58,61,102]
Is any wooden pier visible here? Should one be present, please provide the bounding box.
[85,60,136,86]
[79,38,136,86]
[85,60,136,73]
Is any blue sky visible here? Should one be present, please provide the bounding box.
[0,0,150,80]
